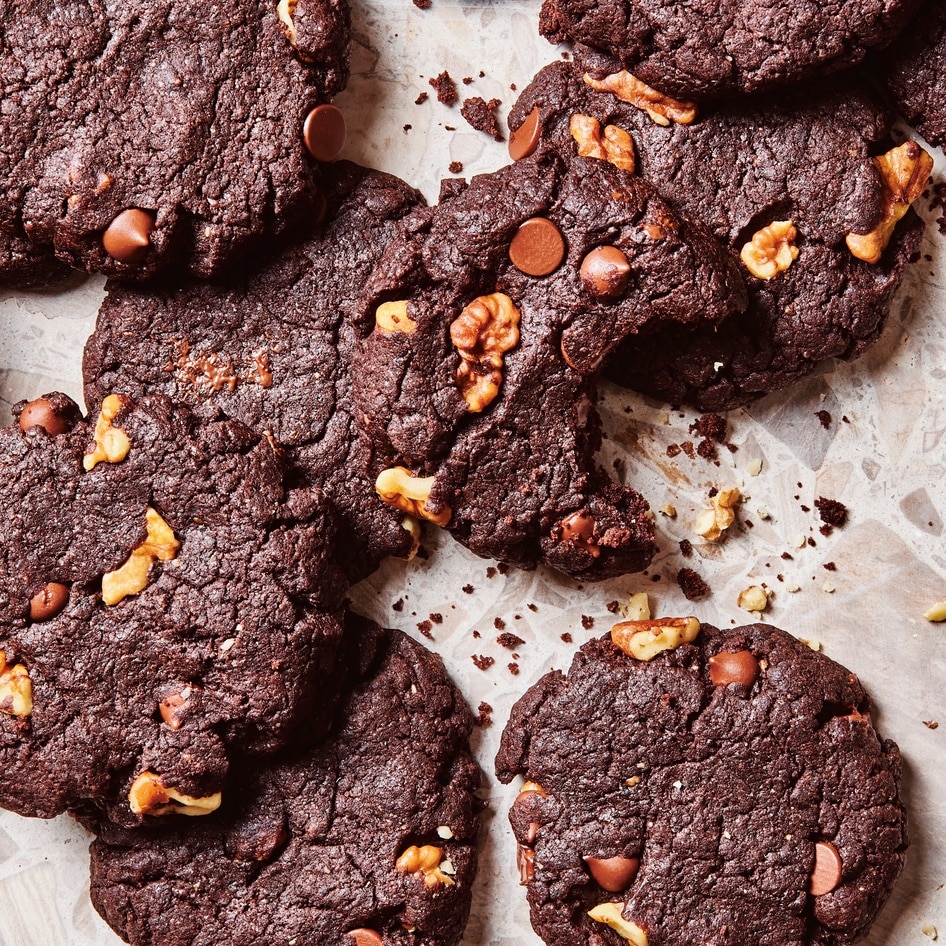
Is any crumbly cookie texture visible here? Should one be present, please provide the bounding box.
[353,152,745,579]
[1,0,349,284]
[538,0,924,100]
[497,622,906,946]
[87,619,481,946]
[0,392,346,824]
[508,63,927,409]
[85,162,425,581]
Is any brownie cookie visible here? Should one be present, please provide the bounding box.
[497,620,907,946]
[87,617,481,946]
[538,0,924,101]
[884,0,946,147]
[352,153,745,579]
[84,162,425,580]
[1,0,349,285]
[0,391,346,824]
[508,63,928,409]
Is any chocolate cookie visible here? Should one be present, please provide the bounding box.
[87,617,481,946]
[0,392,346,824]
[352,153,745,579]
[884,1,946,147]
[84,162,425,580]
[538,0,924,101]
[508,63,928,409]
[497,620,907,946]
[1,0,349,285]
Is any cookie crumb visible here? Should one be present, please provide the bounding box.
[474,701,493,727]
[815,410,832,429]
[403,124,412,133]
[561,632,573,642]
[486,566,497,578]
[429,612,443,624]
[460,96,503,140]
[429,71,458,105]
[823,562,837,571]
[815,496,848,528]
[415,91,429,105]
[923,720,939,730]
[392,597,405,612]
[416,620,433,640]
[678,539,693,558]
[527,603,538,612]
[494,617,506,630]
[497,632,525,649]
[508,662,520,675]
[462,584,474,594]
[677,567,710,601]
[606,600,620,614]
[462,76,473,85]
[448,160,463,174]
[471,654,494,671]
[581,615,594,629]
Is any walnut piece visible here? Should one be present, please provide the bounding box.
[84,394,131,471]
[740,221,799,279]
[399,514,423,560]
[846,141,933,264]
[102,507,181,606]
[376,467,451,527]
[619,592,651,620]
[569,114,635,172]
[376,300,417,334]
[583,71,696,126]
[611,617,701,661]
[587,903,649,945]
[0,652,32,717]
[450,293,521,412]
[694,487,741,542]
[276,0,298,44]
[737,585,769,613]
[395,844,455,888]
[924,601,946,622]
[128,771,222,817]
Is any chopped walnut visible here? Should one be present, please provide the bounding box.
[128,771,222,817]
[737,585,769,613]
[375,300,417,334]
[924,601,946,622]
[395,844,455,888]
[101,507,181,606]
[399,515,423,560]
[740,221,799,279]
[587,903,649,944]
[569,114,635,172]
[84,394,131,471]
[694,487,740,542]
[619,592,651,620]
[611,617,701,661]
[376,467,451,527]
[276,0,298,44]
[583,71,696,126]
[846,142,933,264]
[450,293,521,412]
[0,652,32,717]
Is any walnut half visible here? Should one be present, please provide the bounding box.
[740,221,799,279]
[611,617,701,661]
[128,771,222,817]
[395,844,455,888]
[583,71,696,126]
[0,652,32,717]
[376,467,451,527]
[102,507,180,606]
[570,114,635,172]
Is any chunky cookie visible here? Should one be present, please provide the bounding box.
[0,392,346,824]
[352,153,745,579]
[538,0,924,101]
[84,162,425,580]
[1,0,349,285]
[884,1,946,147]
[508,63,929,409]
[497,620,907,946]
[87,617,481,946]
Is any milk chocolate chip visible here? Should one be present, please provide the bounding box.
[517,843,536,884]
[18,397,76,436]
[809,841,842,896]
[708,650,759,687]
[29,582,69,622]
[509,105,541,161]
[580,246,631,300]
[509,217,565,277]
[103,209,155,264]
[303,104,346,162]
[347,930,383,946]
[584,854,640,892]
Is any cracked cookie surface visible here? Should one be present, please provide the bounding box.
[496,622,906,946]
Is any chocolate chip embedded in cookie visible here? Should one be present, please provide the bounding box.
[538,0,924,101]
[87,619,481,946]
[0,392,346,824]
[353,153,745,580]
[497,622,907,946]
[84,163,425,581]
[1,0,350,285]
[507,63,927,409]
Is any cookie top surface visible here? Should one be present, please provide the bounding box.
[508,63,927,409]
[352,153,744,579]
[0,0,349,284]
[84,162,425,580]
[87,617,481,946]
[0,392,346,823]
[496,622,907,946]
[538,0,924,100]
[884,1,946,147]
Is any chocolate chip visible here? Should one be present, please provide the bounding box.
[580,246,631,300]
[18,398,74,436]
[508,105,541,161]
[509,217,565,276]
[102,209,155,264]
[583,854,640,892]
[29,582,69,622]
[347,930,383,946]
[809,841,842,896]
[303,104,346,162]
[708,650,759,687]
[517,843,536,884]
